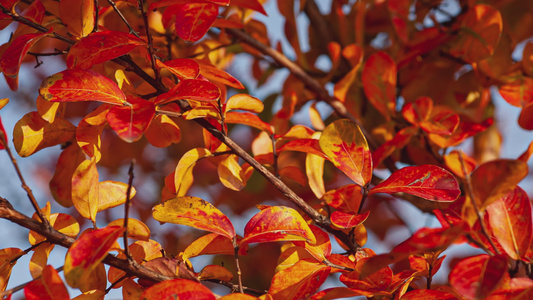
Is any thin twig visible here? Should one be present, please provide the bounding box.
[232,237,244,293]
[458,151,500,255]
[139,0,160,81]
[93,0,99,32]
[123,160,135,260]
[0,129,49,227]
[107,0,140,38]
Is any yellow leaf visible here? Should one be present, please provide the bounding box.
[29,243,55,279]
[225,94,264,114]
[218,154,253,191]
[0,248,23,291]
[36,95,64,123]
[108,218,151,241]
[98,180,136,212]
[72,159,99,222]
[174,148,213,196]
[0,98,8,110]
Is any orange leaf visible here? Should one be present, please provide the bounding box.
[59,0,94,37]
[444,150,477,178]
[24,265,69,300]
[518,101,533,130]
[173,148,213,196]
[361,51,397,120]
[471,159,528,210]
[152,196,236,240]
[330,211,370,229]
[175,3,218,42]
[340,265,393,295]
[140,278,215,300]
[198,62,245,89]
[145,114,181,148]
[98,180,136,212]
[402,97,433,125]
[13,112,76,157]
[76,104,109,162]
[157,58,200,79]
[225,112,274,134]
[198,265,233,281]
[278,139,327,159]
[448,4,502,63]
[29,243,55,279]
[293,225,332,262]
[106,97,156,143]
[39,69,127,105]
[67,31,146,69]
[0,30,49,91]
[240,206,316,246]
[486,187,532,260]
[64,226,125,288]
[36,95,64,123]
[369,165,460,202]
[498,75,533,107]
[50,144,86,207]
[218,154,253,191]
[449,254,507,300]
[319,119,372,187]
[71,159,99,222]
[225,94,263,113]
[269,259,330,300]
[323,184,363,213]
[182,233,241,260]
[0,248,23,291]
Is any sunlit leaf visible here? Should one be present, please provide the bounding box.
[444,150,477,178]
[330,211,370,229]
[0,248,23,291]
[218,154,253,191]
[340,264,392,295]
[225,112,274,134]
[76,105,109,162]
[369,165,460,202]
[145,114,181,148]
[293,225,332,262]
[141,278,215,300]
[153,196,236,240]
[39,69,127,105]
[64,226,125,288]
[449,254,507,300]
[59,0,94,37]
[269,259,330,300]
[24,265,69,300]
[182,233,241,260]
[36,95,64,123]
[155,79,220,105]
[323,184,363,213]
[198,265,233,281]
[471,159,528,210]
[29,243,54,279]
[306,152,326,199]
[486,186,532,260]
[174,148,213,196]
[106,97,156,143]
[175,3,218,42]
[157,58,200,79]
[71,159,99,222]
[0,30,48,91]
[98,180,136,212]
[67,31,146,69]
[29,212,80,245]
[50,144,86,207]
[13,112,76,157]
[225,94,263,113]
[362,51,397,120]
[498,75,533,107]
[240,206,316,246]
[319,119,372,186]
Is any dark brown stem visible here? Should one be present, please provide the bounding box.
[139,0,160,81]
[458,152,500,255]
[123,160,135,260]
[0,130,49,228]
[107,0,140,38]
[93,0,99,32]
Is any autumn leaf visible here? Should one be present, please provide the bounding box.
[98,180,136,213]
[240,206,316,246]
[449,254,508,300]
[39,69,128,105]
[362,51,397,120]
[173,148,213,196]
[64,226,125,288]
[269,259,330,300]
[106,97,156,143]
[141,278,215,300]
[71,159,99,222]
[198,265,233,281]
[218,154,253,191]
[157,58,200,79]
[369,165,460,202]
[323,184,363,214]
[174,3,218,42]
[49,144,86,207]
[67,31,146,69]
[152,196,236,240]
[24,265,69,300]
[319,119,372,187]
[13,112,76,157]
[0,248,23,291]
[197,61,245,89]
[224,94,264,113]
[330,211,370,229]
[144,114,182,148]
[225,112,274,134]
[59,0,94,37]
[154,79,220,105]
[182,233,242,260]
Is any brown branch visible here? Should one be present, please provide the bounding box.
[107,0,140,38]
[139,0,161,82]
[123,160,135,260]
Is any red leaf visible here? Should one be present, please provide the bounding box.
[106,97,156,143]
[240,206,316,246]
[277,139,327,158]
[157,58,200,79]
[362,51,397,120]
[340,265,392,294]
[152,196,236,240]
[486,186,532,260]
[330,211,370,229]
[0,30,49,91]
[369,164,460,201]
[175,3,218,42]
[155,79,220,105]
[66,31,146,69]
[0,116,7,150]
[269,260,330,300]
[401,289,457,300]
[323,184,363,213]
[449,254,508,300]
[39,69,127,105]
[24,265,69,300]
[319,119,372,187]
[498,76,533,107]
[64,226,125,288]
[141,278,215,300]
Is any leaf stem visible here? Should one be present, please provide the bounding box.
[232,237,244,293]
[123,160,135,260]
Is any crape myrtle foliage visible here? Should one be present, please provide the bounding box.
[0,0,533,299]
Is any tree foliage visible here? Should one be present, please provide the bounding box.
[0,0,533,299]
